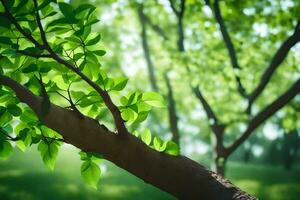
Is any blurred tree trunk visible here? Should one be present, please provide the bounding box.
[282,130,300,170]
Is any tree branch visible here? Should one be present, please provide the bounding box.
[16,50,51,58]
[212,0,247,98]
[169,0,185,51]
[247,20,300,112]
[192,86,219,124]
[137,4,159,92]
[168,0,180,16]
[33,0,49,47]
[0,75,256,200]
[143,12,168,41]
[164,73,180,144]
[227,78,300,156]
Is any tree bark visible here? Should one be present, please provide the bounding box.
[0,75,257,200]
[165,73,180,144]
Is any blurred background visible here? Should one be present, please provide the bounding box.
[1,0,300,199]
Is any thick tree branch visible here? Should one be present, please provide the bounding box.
[212,0,247,98]
[0,75,256,200]
[0,1,128,136]
[164,73,180,144]
[247,20,300,112]
[227,78,300,156]
[137,4,159,92]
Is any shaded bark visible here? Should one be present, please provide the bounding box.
[0,75,257,200]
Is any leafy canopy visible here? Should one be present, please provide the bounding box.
[0,0,179,189]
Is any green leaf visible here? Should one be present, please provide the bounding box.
[0,13,11,29]
[141,128,152,145]
[0,106,6,118]
[142,92,166,108]
[58,2,75,19]
[121,108,137,122]
[134,111,149,123]
[86,34,101,46]
[0,112,12,126]
[93,50,106,56]
[153,137,167,152]
[111,77,128,91]
[39,65,52,73]
[75,4,96,14]
[7,104,22,117]
[38,140,60,170]
[132,130,139,137]
[22,64,38,73]
[0,36,12,45]
[0,141,13,159]
[81,161,101,189]
[165,141,180,156]
[16,140,27,152]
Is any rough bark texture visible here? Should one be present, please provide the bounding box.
[0,75,257,200]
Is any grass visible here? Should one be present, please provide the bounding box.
[0,146,299,200]
[226,162,300,200]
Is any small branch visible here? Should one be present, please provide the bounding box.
[247,20,300,112]
[212,0,247,98]
[33,0,49,47]
[168,0,185,51]
[143,13,168,41]
[168,0,180,16]
[227,78,300,156]
[0,0,44,49]
[164,73,180,144]
[137,4,159,92]
[192,86,218,124]
[16,50,51,58]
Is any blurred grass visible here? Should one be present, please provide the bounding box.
[0,145,299,200]
[227,162,300,200]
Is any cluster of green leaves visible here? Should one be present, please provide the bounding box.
[0,0,170,189]
[79,151,102,189]
[133,128,180,156]
[120,92,166,124]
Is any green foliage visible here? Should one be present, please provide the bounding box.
[0,128,13,159]
[119,92,165,124]
[38,140,61,170]
[134,128,180,156]
[7,104,22,116]
[79,151,102,189]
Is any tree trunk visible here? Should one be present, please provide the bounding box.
[215,156,227,176]
[0,75,257,200]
